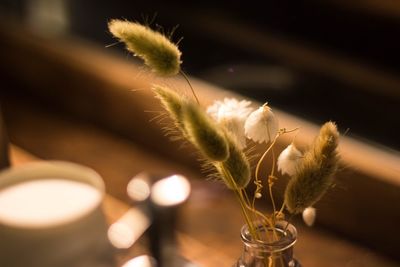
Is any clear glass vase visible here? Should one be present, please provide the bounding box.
[234,221,301,267]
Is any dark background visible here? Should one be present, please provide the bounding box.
[1,0,399,151]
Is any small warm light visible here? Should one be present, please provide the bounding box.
[107,208,150,249]
[127,174,151,201]
[150,175,191,206]
[121,255,155,267]
[107,222,135,249]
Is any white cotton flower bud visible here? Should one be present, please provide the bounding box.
[219,117,247,149]
[244,104,279,144]
[207,98,253,149]
[302,207,316,227]
[277,144,302,176]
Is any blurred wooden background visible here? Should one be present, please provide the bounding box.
[0,17,399,266]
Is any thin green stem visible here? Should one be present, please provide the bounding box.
[269,148,277,219]
[251,189,257,210]
[271,146,276,177]
[255,138,277,181]
[242,188,252,207]
[283,214,295,233]
[180,70,200,104]
[235,189,259,239]
[242,189,256,221]
[278,202,286,215]
[218,163,258,239]
[253,128,299,208]
[255,128,286,182]
[240,194,275,229]
[268,183,277,220]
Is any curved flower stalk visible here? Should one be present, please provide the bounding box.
[207,98,253,149]
[284,122,340,214]
[108,19,181,76]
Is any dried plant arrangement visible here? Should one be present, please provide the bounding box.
[108,19,340,244]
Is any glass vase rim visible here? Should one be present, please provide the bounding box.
[240,220,298,252]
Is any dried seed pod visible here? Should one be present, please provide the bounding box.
[152,85,186,130]
[216,140,251,189]
[183,102,229,161]
[284,122,340,214]
[108,19,182,76]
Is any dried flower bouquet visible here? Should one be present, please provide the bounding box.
[108,19,340,241]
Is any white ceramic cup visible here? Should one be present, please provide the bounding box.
[0,161,114,267]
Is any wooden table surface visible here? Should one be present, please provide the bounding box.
[6,103,399,267]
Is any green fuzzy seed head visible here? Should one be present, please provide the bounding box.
[152,85,186,130]
[216,141,251,189]
[284,121,340,214]
[108,19,182,76]
[183,102,229,161]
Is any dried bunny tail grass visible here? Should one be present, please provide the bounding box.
[203,141,253,190]
[215,140,251,189]
[108,19,182,76]
[314,121,339,157]
[284,121,340,214]
[152,85,186,129]
[183,102,229,161]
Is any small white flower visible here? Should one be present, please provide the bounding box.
[302,207,316,227]
[207,98,253,149]
[244,103,279,144]
[277,144,302,176]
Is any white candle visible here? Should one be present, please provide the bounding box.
[0,179,101,228]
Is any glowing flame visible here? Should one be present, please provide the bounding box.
[121,255,155,267]
[127,174,151,202]
[107,208,150,249]
[150,175,191,206]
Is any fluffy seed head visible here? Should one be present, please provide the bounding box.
[152,85,186,130]
[183,102,229,161]
[215,140,251,189]
[284,122,340,214]
[108,19,182,76]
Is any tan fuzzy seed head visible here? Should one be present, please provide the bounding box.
[216,140,251,189]
[183,102,229,161]
[284,122,340,214]
[152,85,186,131]
[108,19,182,76]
